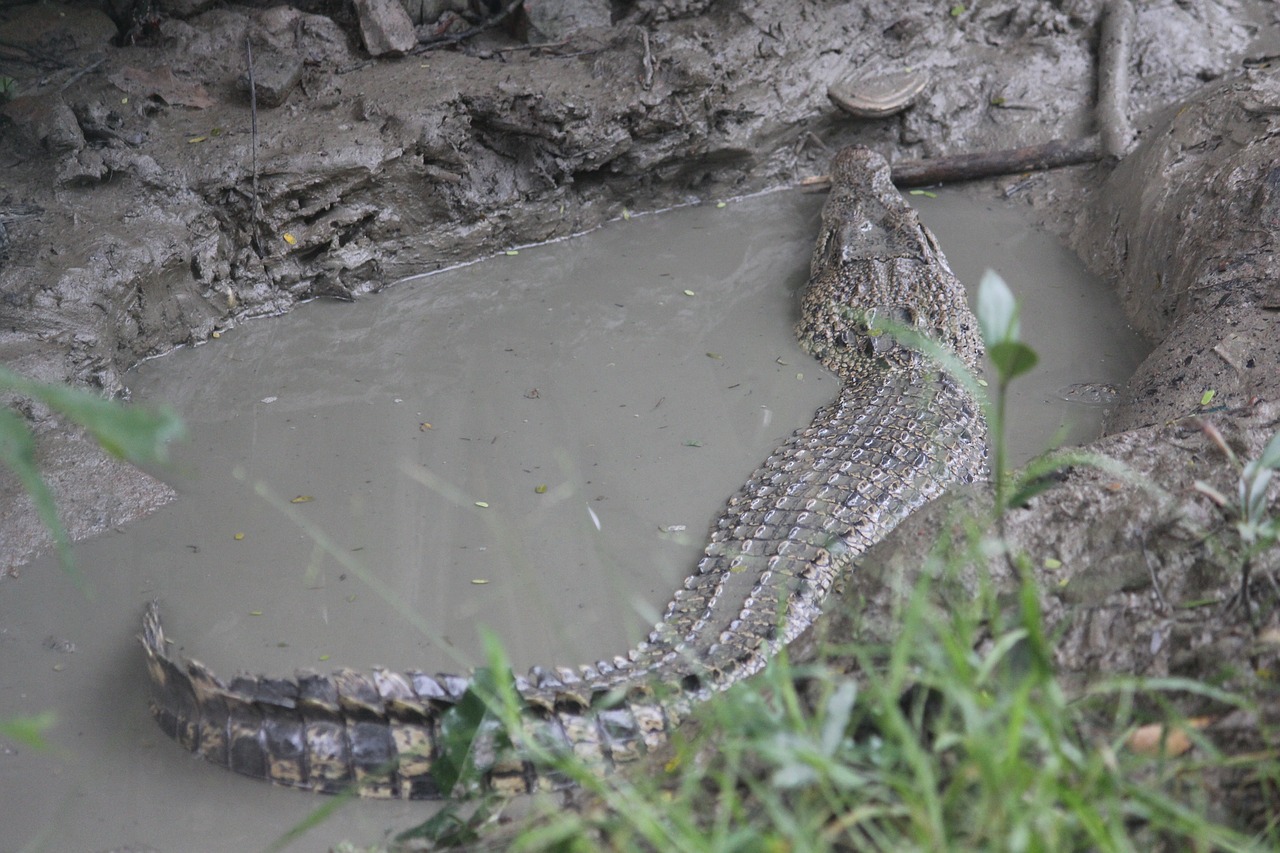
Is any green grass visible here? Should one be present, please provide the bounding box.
[372,532,1268,852]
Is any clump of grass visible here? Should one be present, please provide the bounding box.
[369,554,1263,851]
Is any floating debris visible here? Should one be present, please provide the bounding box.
[1054,382,1118,406]
[42,636,76,654]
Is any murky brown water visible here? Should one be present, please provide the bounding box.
[0,186,1146,851]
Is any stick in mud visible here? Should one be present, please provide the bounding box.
[245,36,262,252]
[798,136,1104,191]
[1097,0,1137,159]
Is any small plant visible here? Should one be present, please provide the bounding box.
[975,269,1037,507]
[1194,424,1280,619]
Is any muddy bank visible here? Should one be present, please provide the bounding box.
[800,67,1280,831]
[0,0,1268,569]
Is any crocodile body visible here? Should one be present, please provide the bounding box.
[141,148,987,798]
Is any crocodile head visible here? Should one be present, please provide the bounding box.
[797,147,983,379]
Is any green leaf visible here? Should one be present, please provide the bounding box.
[819,680,858,757]
[988,341,1039,382]
[395,802,492,847]
[431,666,516,794]
[0,711,56,749]
[1004,472,1059,508]
[1250,429,1280,473]
[0,408,76,581]
[976,269,1019,347]
[0,367,185,467]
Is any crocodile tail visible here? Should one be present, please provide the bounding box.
[139,601,683,798]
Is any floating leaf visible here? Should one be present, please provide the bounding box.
[908,189,938,198]
[471,579,489,585]
[249,610,263,616]
[234,532,245,541]
[716,201,727,209]
[534,484,547,494]
[683,289,696,297]
[290,495,313,504]
[187,136,206,144]
[474,501,489,508]
[505,250,519,256]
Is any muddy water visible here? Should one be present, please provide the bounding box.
[0,186,1145,851]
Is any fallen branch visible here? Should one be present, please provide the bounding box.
[59,56,105,93]
[799,135,1104,191]
[890,135,1103,187]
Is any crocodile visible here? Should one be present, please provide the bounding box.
[141,147,988,799]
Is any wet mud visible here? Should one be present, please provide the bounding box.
[1,0,1280,846]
